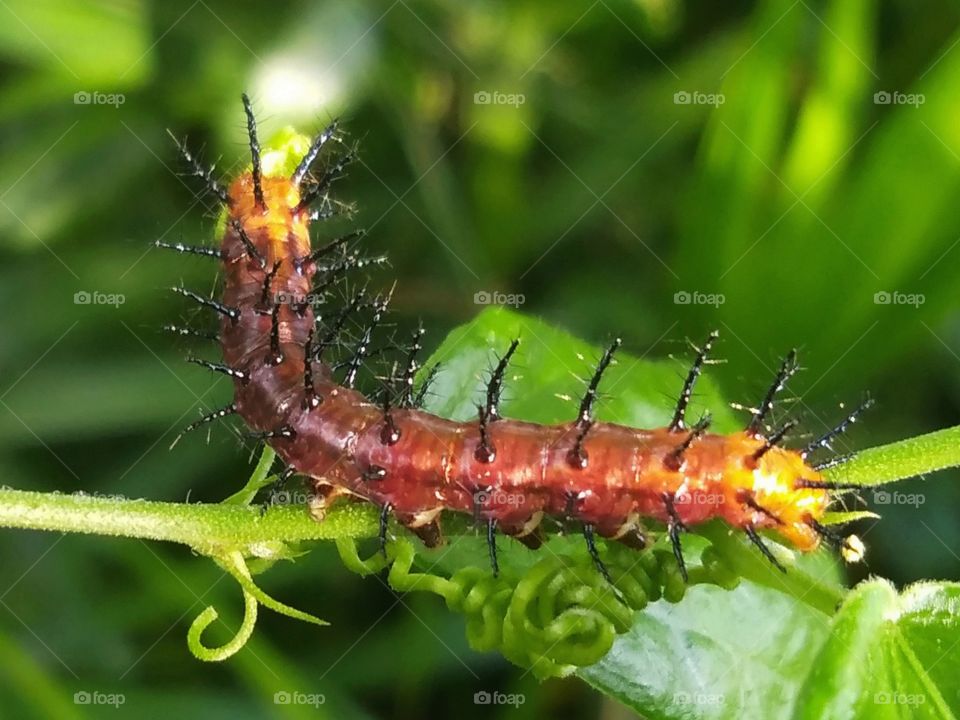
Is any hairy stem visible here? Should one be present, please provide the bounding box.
[0,488,379,556]
[824,424,960,486]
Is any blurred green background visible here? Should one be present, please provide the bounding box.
[1,0,959,717]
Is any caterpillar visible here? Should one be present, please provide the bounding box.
[163,95,869,586]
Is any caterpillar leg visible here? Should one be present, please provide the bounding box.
[583,519,648,583]
[499,511,545,550]
[589,513,648,551]
[308,482,354,522]
[609,516,647,551]
[396,508,444,549]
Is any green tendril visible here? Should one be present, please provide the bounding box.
[336,535,740,678]
[187,549,327,662]
[187,551,260,662]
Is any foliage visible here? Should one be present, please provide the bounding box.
[2,308,959,718]
[2,0,960,718]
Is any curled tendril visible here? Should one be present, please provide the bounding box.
[187,450,741,672]
[336,536,741,679]
[187,549,327,662]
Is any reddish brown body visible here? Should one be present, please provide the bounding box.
[218,170,834,557]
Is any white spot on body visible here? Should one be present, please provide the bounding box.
[751,468,783,496]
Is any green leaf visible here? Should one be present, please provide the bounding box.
[0,0,152,83]
[411,307,960,716]
[578,581,833,720]
[792,579,960,719]
[423,306,738,430]
[581,579,960,719]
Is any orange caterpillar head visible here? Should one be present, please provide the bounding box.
[226,174,310,266]
[674,337,870,566]
[218,95,344,267]
[719,430,865,562]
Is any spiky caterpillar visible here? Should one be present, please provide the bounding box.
[166,96,869,588]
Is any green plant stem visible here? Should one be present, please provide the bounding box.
[0,489,379,556]
[823,424,960,486]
